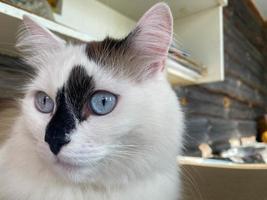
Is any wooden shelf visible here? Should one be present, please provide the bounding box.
[178,156,267,169]
[178,156,267,200]
[97,0,227,20]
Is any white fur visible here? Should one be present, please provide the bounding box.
[0,3,184,200]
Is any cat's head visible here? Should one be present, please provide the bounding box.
[17,3,183,185]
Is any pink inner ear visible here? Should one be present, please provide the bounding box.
[133,3,173,66]
[148,60,165,74]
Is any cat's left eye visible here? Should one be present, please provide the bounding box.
[89,91,117,115]
[34,91,54,114]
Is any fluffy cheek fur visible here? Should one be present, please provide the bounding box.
[20,92,55,165]
[19,69,183,185]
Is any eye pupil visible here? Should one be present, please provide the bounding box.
[102,97,106,106]
[43,97,47,105]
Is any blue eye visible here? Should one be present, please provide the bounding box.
[90,91,117,115]
[35,91,54,113]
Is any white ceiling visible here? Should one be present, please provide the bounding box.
[252,0,267,21]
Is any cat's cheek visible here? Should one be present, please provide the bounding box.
[21,96,51,142]
[36,139,56,164]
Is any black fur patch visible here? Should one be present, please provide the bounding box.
[45,65,95,155]
[65,65,94,121]
[85,37,127,67]
[45,87,75,155]
[85,28,139,67]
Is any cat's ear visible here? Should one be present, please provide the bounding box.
[128,3,173,74]
[16,15,66,55]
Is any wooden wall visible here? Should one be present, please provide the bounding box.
[174,0,267,155]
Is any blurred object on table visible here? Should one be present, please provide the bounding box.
[257,115,267,143]
[47,0,62,14]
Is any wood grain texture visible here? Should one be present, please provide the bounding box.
[177,0,267,155]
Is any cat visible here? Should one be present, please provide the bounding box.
[0,3,184,200]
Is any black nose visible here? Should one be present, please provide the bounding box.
[44,87,76,155]
[45,135,70,155]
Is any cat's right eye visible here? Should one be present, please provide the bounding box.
[34,91,54,114]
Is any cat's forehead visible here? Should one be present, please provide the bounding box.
[34,43,129,96]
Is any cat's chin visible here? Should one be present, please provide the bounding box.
[35,144,103,184]
[50,157,100,184]
[55,158,85,171]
